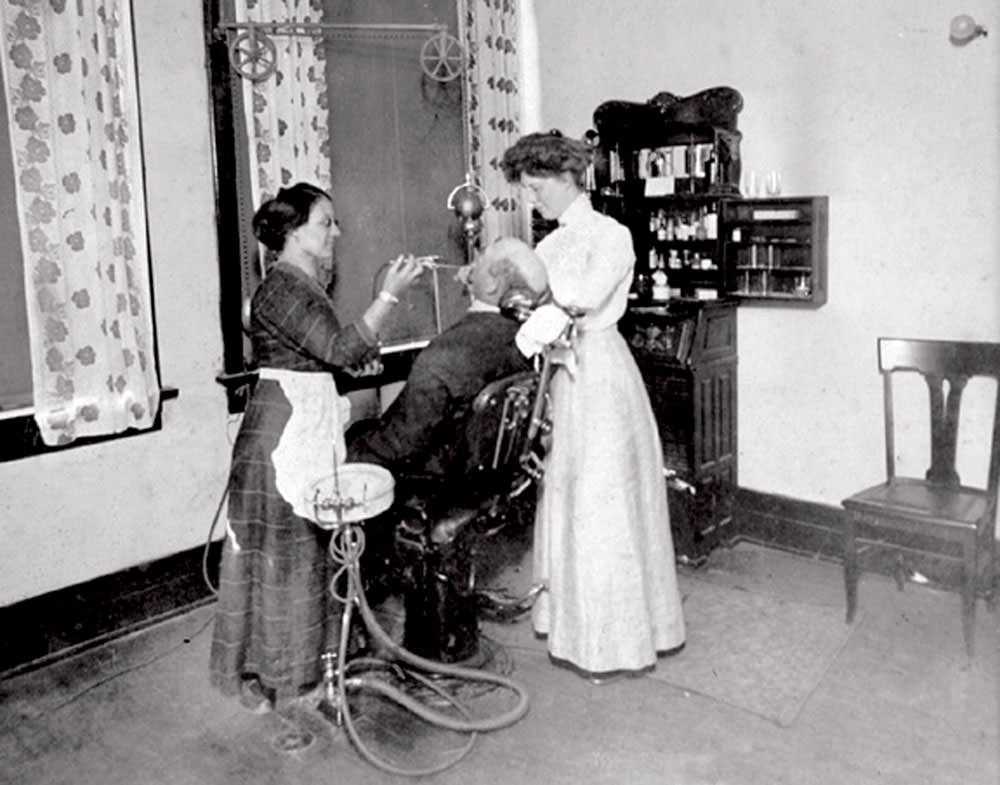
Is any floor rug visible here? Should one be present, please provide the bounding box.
[646,574,859,727]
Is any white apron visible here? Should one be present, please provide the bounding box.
[258,367,352,521]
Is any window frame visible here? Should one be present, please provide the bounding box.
[0,1,169,462]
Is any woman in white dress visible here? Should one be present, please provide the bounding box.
[501,131,686,681]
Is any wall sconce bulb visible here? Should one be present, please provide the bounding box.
[950,14,987,45]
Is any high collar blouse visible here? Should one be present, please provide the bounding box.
[534,194,636,332]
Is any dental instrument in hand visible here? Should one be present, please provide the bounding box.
[415,255,465,270]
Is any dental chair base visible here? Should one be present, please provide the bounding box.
[392,489,536,664]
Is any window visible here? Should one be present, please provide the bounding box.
[0,1,166,462]
[206,0,469,413]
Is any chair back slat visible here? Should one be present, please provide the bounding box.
[878,337,1000,491]
[879,338,1000,378]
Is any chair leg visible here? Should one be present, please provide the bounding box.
[892,553,908,592]
[844,513,859,624]
[961,540,977,658]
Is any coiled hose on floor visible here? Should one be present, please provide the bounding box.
[324,522,531,776]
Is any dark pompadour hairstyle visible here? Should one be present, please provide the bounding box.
[251,182,331,253]
[500,130,593,189]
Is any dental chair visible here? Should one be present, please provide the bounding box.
[390,364,550,663]
[377,291,557,663]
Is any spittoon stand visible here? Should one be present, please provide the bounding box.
[301,462,530,777]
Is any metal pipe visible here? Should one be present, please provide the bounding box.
[219,21,447,34]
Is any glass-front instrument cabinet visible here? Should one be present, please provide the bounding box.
[721,196,828,307]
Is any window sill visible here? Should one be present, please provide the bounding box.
[0,405,33,422]
[0,386,179,463]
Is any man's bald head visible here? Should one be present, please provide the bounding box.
[475,237,548,306]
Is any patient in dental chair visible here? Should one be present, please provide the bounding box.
[345,237,549,663]
[346,236,547,492]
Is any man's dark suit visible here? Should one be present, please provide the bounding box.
[346,307,537,662]
[346,309,531,488]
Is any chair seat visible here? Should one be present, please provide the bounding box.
[843,477,988,534]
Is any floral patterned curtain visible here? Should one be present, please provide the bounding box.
[234,0,330,209]
[0,0,159,446]
[460,0,525,242]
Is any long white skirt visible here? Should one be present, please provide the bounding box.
[532,327,686,673]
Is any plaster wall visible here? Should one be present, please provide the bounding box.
[534,0,1000,504]
[0,2,230,605]
[2,0,998,605]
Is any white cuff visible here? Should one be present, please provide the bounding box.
[515,304,572,357]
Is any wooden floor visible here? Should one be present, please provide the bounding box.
[1,542,996,785]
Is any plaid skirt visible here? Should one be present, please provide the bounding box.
[208,377,340,701]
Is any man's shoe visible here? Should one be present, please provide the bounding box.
[476,583,544,623]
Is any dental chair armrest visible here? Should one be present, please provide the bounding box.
[429,507,479,546]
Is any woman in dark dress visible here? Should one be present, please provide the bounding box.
[208,183,422,716]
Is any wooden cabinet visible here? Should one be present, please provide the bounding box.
[591,89,740,307]
[619,299,738,564]
[588,90,828,560]
[590,90,828,308]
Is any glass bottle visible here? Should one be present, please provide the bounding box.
[694,208,708,241]
[651,253,670,301]
[656,210,668,241]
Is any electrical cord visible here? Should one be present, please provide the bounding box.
[201,481,231,597]
[201,354,536,772]
[202,412,244,596]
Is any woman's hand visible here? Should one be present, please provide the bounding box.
[361,254,425,338]
[381,254,425,299]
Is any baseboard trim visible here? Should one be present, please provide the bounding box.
[731,487,845,560]
[730,486,967,592]
[1,540,221,680]
[1,486,969,679]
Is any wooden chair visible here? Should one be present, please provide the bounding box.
[842,338,1000,656]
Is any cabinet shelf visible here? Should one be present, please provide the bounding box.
[733,291,814,299]
[734,238,813,246]
[653,239,718,249]
[733,265,812,272]
[636,193,725,205]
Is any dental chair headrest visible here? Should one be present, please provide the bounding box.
[500,287,552,323]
